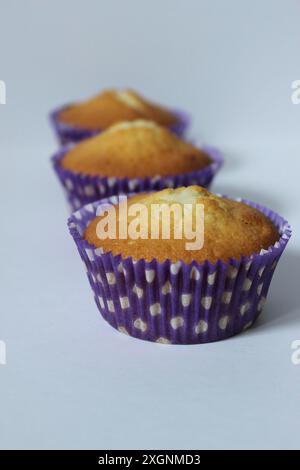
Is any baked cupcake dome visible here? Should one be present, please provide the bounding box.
[52,121,223,211]
[61,120,212,178]
[68,187,291,345]
[84,186,279,264]
[50,89,190,145]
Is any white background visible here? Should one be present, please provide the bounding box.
[0,0,299,449]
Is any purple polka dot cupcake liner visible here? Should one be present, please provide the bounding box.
[50,104,190,145]
[68,195,291,345]
[52,145,223,212]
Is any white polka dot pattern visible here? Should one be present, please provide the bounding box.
[145,269,155,283]
[118,326,129,335]
[181,294,192,307]
[257,283,263,296]
[65,179,74,191]
[85,203,94,213]
[170,316,184,329]
[161,281,172,295]
[170,262,181,275]
[227,266,238,279]
[120,296,130,309]
[190,267,200,280]
[258,266,265,277]
[243,321,253,331]
[107,177,117,187]
[150,175,161,184]
[245,260,252,271]
[195,320,208,334]
[221,291,232,304]
[218,316,229,330]
[106,272,116,285]
[128,179,139,191]
[98,183,106,194]
[207,272,216,285]
[242,278,252,292]
[117,262,124,273]
[73,210,81,220]
[85,249,95,261]
[150,303,161,316]
[84,185,95,196]
[257,297,266,311]
[134,319,147,332]
[107,300,115,313]
[240,302,250,316]
[132,284,144,299]
[201,296,212,310]
[156,337,171,344]
[271,260,277,270]
[73,198,81,209]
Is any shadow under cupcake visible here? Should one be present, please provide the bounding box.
[68,186,291,345]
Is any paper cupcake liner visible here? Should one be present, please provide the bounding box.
[50,104,190,145]
[52,145,223,211]
[68,195,291,345]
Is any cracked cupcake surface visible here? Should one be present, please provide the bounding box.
[84,186,279,264]
[58,89,179,130]
[61,120,212,178]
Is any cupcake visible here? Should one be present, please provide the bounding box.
[68,186,291,344]
[51,88,190,144]
[52,120,223,211]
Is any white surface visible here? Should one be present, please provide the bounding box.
[0,0,299,450]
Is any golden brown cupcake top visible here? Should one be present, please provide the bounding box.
[58,89,179,130]
[61,120,212,178]
[84,186,279,264]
